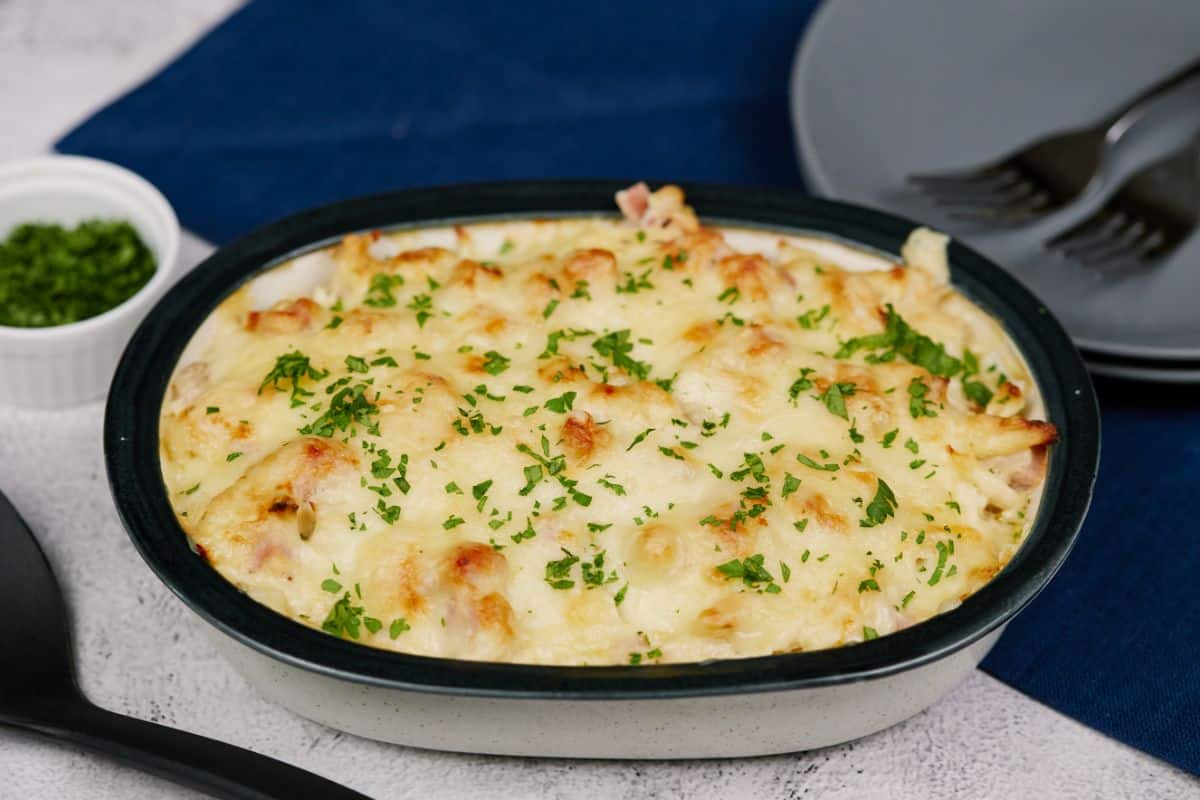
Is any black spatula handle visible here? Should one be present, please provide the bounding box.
[7,700,373,800]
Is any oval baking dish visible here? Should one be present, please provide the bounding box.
[105,182,1099,759]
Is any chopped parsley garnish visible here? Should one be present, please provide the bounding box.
[481,350,510,375]
[880,428,899,448]
[862,626,879,640]
[322,593,366,639]
[544,390,576,413]
[205,406,219,414]
[0,219,156,327]
[908,377,938,418]
[344,355,369,373]
[859,479,898,528]
[406,292,434,327]
[716,553,781,593]
[835,304,961,378]
[442,515,465,530]
[592,329,652,381]
[818,381,856,419]
[658,446,684,461]
[614,583,629,605]
[787,368,815,405]
[796,453,839,472]
[617,268,655,294]
[858,578,880,593]
[545,549,580,589]
[259,351,329,407]
[780,472,802,498]
[796,303,830,330]
[928,540,952,586]
[389,618,411,638]
[627,427,655,451]
[363,273,404,307]
[226,451,242,462]
[299,382,380,437]
[542,299,560,319]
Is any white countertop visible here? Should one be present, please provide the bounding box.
[0,2,1195,797]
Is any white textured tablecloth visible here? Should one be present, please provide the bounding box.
[0,1,1196,797]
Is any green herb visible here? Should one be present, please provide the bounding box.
[406,293,434,327]
[260,351,330,407]
[928,540,952,586]
[796,453,839,472]
[908,377,938,418]
[205,406,219,414]
[226,451,242,462]
[326,315,343,330]
[544,390,576,413]
[717,286,740,304]
[542,299,560,319]
[614,583,629,605]
[443,515,465,530]
[344,354,369,373]
[860,479,898,528]
[716,553,780,593]
[481,350,510,375]
[299,382,380,437]
[818,381,856,419]
[618,269,655,294]
[901,590,916,608]
[388,618,410,638]
[363,273,403,307]
[881,429,899,448]
[321,593,366,639]
[835,304,962,378]
[858,578,880,593]
[626,427,655,451]
[658,446,684,461]
[545,549,580,589]
[780,473,802,498]
[0,219,156,327]
[787,368,816,405]
[598,475,627,495]
[796,304,830,330]
[862,626,879,640]
[592,329,652,381]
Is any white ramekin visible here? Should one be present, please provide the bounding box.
[0,156,180,408]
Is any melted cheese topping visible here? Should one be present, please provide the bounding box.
[161,184,1056,665]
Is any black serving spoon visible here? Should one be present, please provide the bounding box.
[0,488,372,800]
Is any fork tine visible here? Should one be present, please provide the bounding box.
[907,166,1007,187]
[1056,212,1132,257]
[1047,210,1123,253]
[946,188,1052,222]
[929,178,1039,208]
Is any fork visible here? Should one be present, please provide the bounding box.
[908,57,1200,224]
[1046,135,1200,268]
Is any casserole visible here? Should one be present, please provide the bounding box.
[107,182,1099,758]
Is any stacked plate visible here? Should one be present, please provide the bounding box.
[790,0,1200,382]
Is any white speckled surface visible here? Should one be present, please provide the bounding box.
[0,1,1196,797]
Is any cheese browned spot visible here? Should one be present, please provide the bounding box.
[162,184,1055,665]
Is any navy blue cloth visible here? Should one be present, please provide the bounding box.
[56,0,1200,774]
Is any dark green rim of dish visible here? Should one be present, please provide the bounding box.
[105,181,1100,699]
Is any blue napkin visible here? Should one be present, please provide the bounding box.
[56,0,1200,774]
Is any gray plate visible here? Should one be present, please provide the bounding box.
[791,0,1200,361]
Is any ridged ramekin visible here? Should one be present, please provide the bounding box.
[0,156,179,408]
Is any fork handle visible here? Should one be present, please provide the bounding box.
[1103,57,1200,126]
[6,699,373,800]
